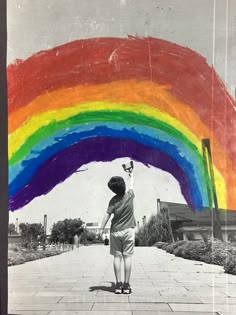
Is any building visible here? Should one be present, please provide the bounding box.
[166,202,236,243]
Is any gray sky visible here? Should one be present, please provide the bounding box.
[8,0,236,230]
[7,0,236,94]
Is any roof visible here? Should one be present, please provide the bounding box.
[165,202,236,226]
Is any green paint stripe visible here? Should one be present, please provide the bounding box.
[10,109,200,166]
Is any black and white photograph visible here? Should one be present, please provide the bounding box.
[1,1,236,314]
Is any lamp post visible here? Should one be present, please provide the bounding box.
[202,139,223,241]
[43,214,47,250]
[157,198,161,214]
[16,218,19,234]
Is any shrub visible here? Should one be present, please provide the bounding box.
[165,241,187,254]
[85,231,97,242]
[156,238,236,275]
[154,242,167,249]
[202,239,236,266]
[173,241,207,260]
[224,254,236,275]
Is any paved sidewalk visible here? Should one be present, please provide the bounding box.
[8,245,236,315]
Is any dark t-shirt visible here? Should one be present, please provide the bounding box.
[107,189,136,232]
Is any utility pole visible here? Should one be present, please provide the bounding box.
[157,198,161,214]
[16,218,19,234]
[43,215,47,249]
[142,216,146,226]
[137,221,140,231]
[202,139,223,241]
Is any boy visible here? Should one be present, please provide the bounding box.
[100,170,135,294]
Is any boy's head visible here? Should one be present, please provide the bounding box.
[108,176,126,196]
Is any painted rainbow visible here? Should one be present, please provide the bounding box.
[8,37,236,211]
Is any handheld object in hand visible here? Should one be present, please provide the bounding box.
[122,161,134,173]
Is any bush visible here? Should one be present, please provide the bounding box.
[202,239,236,266]
[85,231,97,242]
[8,246,61,266]
[224,255,236,275]
[154,242,167,249]
[165,241,187,254]
[173,241,206,260]
[156,238,236,275]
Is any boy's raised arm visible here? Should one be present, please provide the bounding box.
[129,171,134,190]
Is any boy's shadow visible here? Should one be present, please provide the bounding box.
[89,281,115,293]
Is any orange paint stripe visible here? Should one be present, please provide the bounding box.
[8,79,236,209]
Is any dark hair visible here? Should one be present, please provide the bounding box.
[108,176,126,195]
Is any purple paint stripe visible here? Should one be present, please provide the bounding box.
[9,137,192,211]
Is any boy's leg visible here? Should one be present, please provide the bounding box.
[123,255,132,283]
[113,255,122,283]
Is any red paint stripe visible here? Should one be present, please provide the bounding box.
[7,37,236,166]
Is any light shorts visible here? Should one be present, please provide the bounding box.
[110,227,135,257]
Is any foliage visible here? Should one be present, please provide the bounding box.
[185,232,195,241]
[50,218,83,244]
[228,231,236,242]
[197,225,211,246]
[136,207,174,246]
[165,240,187,254]
[173,241,207,260]
[156,238,236,275]
[224,255,236,275]
[19,223,44,247]
[8,223,17,235]
[8,244,61,266]
[80,230,97,243]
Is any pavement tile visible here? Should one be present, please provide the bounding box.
[48,312,132,315]
[8,297,61,304]
[129,295,202,303]
[158,288,189,295]
[34,288,71,292]
[8,311,50,315]
[132,312,218,315]
[35,292,69,297]
[9,304,53,312]
[169,303,236,313]
[92,302,171,311]
[9,292,37,297]
[199,296,236,304]
[60,296,129,302]
[151,281,182,287]
[9,303,93,311]
[179,291,229,297]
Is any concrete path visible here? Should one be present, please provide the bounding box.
[8,245,236,315]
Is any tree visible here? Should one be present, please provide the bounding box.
[8,223,16,235]
[50,218,84,244]
[19,223,44,246]
[136,205,174,246]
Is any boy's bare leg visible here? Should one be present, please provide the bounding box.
[113,255,122,283]
[123,255,132,283]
